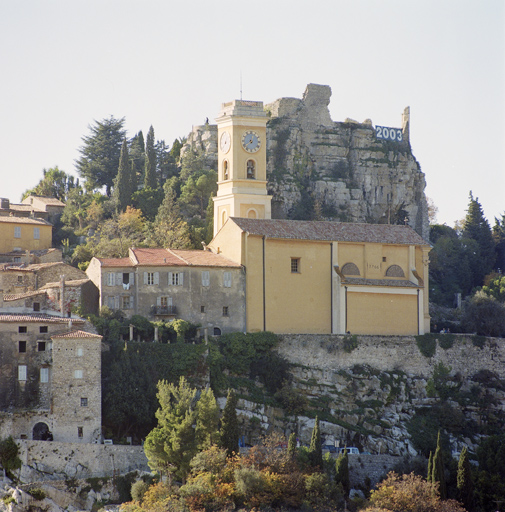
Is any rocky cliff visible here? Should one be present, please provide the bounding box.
[182,83,429,239]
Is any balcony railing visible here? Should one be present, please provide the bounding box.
[152,305,177,316]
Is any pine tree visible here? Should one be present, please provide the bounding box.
[287,432,297,459]
[432,431,447,499]
[113,139,133,212]
[195,386,220,450]
[335,448,350,497]
[457,446,474,510]
[493,213,505,272]
[308,416,323,468]
[144,125,157,189]
[463,192,496,288]
[219,389,239,457]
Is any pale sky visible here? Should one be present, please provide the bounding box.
[1,0,504,228]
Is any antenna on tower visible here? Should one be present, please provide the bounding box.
[240,70,242,100]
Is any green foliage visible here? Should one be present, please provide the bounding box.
[144,126,157,189]
[342,334,358,353]
[274,381,309,415]
[115,471,138,503]
[457,446,474,510]
[482,274,505,302]
[22,166,77,202]
[195,387,220,450]
[288,432,297,458]
[432,432,446,499]
[131,479,150,503]
[415,333,437,358]
[335,449,350,497]
[462,291,505,337]
[308,416,323,468]
[76,116,126,196]
[0,436,21,478]
[426,362,461,401]
[219,389,239,457]
[131,186,163,222]
[27,487,46,501]
[113,138,134,212]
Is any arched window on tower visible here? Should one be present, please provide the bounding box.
[223,160,229,180]
[246,160,255,179]
[247,209,257,219]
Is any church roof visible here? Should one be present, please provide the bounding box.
[229,218,430,246]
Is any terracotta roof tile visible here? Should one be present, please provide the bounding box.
[98,257,134,268]
[230,218,430,246]
[51,329,102,339]
[0,216,51,226]
[23,196,66,207]
[171,249,242,268]
[0,313,84,324]
[4,290,47,301]
[40,278,90,289]
[131,248,187,266]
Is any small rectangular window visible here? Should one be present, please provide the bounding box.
[33,227,40,239]
[147,272,155,285]
[74,369,83,379]
[201,305,205,313]
[223,271,232,288]
[40,367,49,383]
[291,258,300,273]
[222,306,229,317]
[14,226,21,238]
[13,257,21,263]
[18,341,27,353]
[38,341,46,352]
[19,326,27,333]
[106,296,115,309]
[201,271,210,287]
[77,427,83,438]
[17,275,23,283]
[76,348,83,357]
[107,273,115,286]
[39,326,48,333]
[382,257,387,262]
[33,302,40,312]
[81,397,88,407]
[121,296,131,309]
[18,365,27,381]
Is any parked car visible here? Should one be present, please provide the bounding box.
[338,447,359,455]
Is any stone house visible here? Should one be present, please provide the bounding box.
[0,196,66,226]
[0,313,102,443]
[86,247,246,335]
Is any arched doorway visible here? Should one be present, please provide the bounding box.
[33,422,53,441]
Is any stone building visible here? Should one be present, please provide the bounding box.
[86,247,246,335]
[0,216,52,254]
[0,313,102,443]
[207,96,431,335]
[0,195,66,225]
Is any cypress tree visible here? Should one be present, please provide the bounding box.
[427,450,433,483]
[308,416,323,468]
[335,448,350,497]
[144,125,157,189]
[219,389,239,457]
[457,446,474,510]
[287,432,297,459]
[432,431,447,499]
[113,138,133,212]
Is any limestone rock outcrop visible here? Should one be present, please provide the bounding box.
[182,84,429,239]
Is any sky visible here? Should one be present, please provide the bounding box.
[1,0,503,227]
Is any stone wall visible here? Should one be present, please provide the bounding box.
[16,440,149,483]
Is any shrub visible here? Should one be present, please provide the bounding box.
[342,334,358,353]
[28,488,46,501]
[131,479,150,503]
[415,333,437,358]
[0,436,21,478]
[438,333,456,350]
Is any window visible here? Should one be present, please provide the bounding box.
[40,368,49,383]
[74,370,83,379]
[106,273,115,286]
[223,272,232,288]
[13,257,21,263]
[37,341,46,352]
[201,305,205,313]
[213,327,222,336]
[39,326,48,333]
[382,257,387,262]
[81,398,88,407]
[77,427,83,438]
[18,326,27,333]
[223,160,229,180]
[33,302,40,312]
[33,227,40,240]
[121,296,131,309]
[168,272,183,286]
[76,348,83,357]
[18,341,27,353]
[17,275,23,283]
[106,296,115,309]
[201,271,210,287]
[14,226,21,238]
[144,272,159,285]
[159,296,170,308]
[222,306,229,317]
[18,365,27,381]
[291,258,300,273]
[246,160,255,179]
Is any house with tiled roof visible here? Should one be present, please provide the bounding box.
[86,247,245,335]
[206,97,431,335]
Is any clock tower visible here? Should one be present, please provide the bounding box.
[213,99,272,236]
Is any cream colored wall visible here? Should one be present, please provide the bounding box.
[347,291,418,335]
[0,222,52,253]
[208,221,244,265]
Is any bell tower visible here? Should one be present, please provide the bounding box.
[213,99,272,236]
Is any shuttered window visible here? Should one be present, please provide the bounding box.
[18,365,27,381]
[40,367,49,383]
[144,272,159,285]
[168,272,184,286]
[107,273,115,286]
[201,271,210,287]
[223,272,232,288]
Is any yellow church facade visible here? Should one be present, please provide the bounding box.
[208,98,431,336]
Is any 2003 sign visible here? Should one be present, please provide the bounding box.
[375,126,403,142]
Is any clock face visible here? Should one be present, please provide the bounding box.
[220,131,231,153]
[242,130,261,153]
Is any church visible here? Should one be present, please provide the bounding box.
[207,98,431,335]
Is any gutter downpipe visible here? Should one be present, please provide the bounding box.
[417,289,420,335]
[262,235,266,332]
[344,286,348,333]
